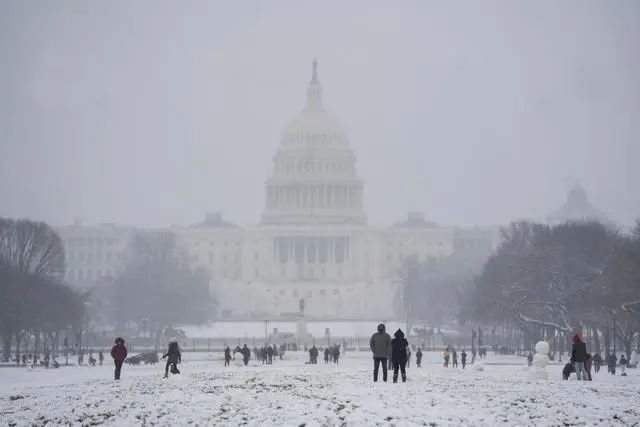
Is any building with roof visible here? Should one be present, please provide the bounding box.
[547,184,610,224]
[172,61,454,319]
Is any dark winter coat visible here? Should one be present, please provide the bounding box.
[370,326,392,359]
[571,335,587,363]
[391,329,409,364]
[163,342,181,363]
[416,349,423,361]
[241,346,251,361]
[111,344,128,361]
[224,348,231,360]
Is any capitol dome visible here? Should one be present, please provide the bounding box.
[262,60,366,225]
[279,62,350,149]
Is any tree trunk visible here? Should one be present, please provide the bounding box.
[1,327,12,362]
[14,331,22,366]
[603,329,611,355]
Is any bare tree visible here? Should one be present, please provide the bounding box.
[0,218,84,363]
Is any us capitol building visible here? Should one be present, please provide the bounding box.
[59,62,503,319]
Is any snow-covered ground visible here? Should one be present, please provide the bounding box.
[1,351,639,426]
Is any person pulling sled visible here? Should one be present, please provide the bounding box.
[162,338,181,378]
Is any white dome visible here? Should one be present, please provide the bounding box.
[280,109,349,148]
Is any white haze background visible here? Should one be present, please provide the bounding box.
[1,1,639,228]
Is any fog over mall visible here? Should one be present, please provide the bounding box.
[1,2,639,426]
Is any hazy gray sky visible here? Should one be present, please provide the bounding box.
[1,1,639,228]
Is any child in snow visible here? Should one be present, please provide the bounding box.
[416,348,423,368]
[619,354,627,376]
[162,338,181,378]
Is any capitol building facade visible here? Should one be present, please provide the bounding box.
[173,62,454,318]
[58,62,512,320]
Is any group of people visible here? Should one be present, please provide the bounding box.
[557,333,631,380]
[443,347,468,369]
[323,344,341,364]
[370,324,411,383]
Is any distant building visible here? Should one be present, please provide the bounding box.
[547,184,610,224]
[56,222,134,288]
[173,61,454,319]
[58,62,457,319]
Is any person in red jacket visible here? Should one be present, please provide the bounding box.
[110,337,128,380]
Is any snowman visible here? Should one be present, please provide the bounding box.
[529,341,549,379]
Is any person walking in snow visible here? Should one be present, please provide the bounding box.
[592,353,602,373]
[443,348,450,367]
[98,351,104,366]
[324,347,330,364]
[570,333,588,381]
[619,354,628,376]
[416,347,423,368]
[461,350,467,369]
[452,350,458,368]
[527,352,533,367]
[241,344,251,366]
[585,353,593,381]
[607,352,616,375]
[224,346,231,367]
[162,338,181,378]
[110,337,128,380]
[370,323,391,382]
[391,329,409,383]
[267,345,274,365]
[406,346,411,368]
[333,345,340,365]
[310,345,319,364]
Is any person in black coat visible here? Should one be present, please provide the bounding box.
[416,348,423,368]
[570,333,588,381]
[224,346,231,367]
[162,339,181,378]
[241,344,251,366]
[391,329,409,383]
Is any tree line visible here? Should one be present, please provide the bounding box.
[1,217,215,363]
[462,220,640,356]
[0,218,85,363]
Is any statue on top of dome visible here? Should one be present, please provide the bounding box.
[312,59,318,83]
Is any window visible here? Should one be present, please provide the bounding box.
[333,289,340,296]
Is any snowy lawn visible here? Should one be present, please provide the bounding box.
[1,351,639,426]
